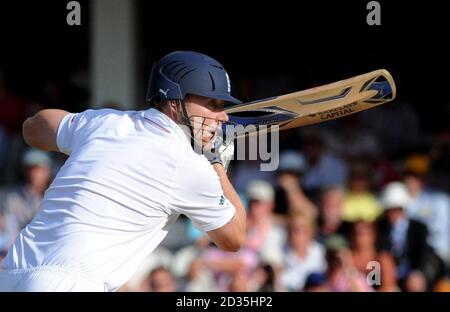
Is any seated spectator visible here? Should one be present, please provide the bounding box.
[249,263,278,292]
[170,232,211,278]
[147,266,178,292]
[403,154,450,265]
[274,150,317,222]
[317,186,352,242]
[433,278,450,292]
[125,246,174,291]
[342,162,382,222]
[0,149,52,248]
[245,180,286,268]
[350,220,399,291]
[197,180,284,291]
[377,182,446,291]
[229,269,252,292]
[200,245,258,292]
[170,233,218,292]
[303,273,328,292]
[179,257,218,292]
[323,235,374,292]
[0,210,9,258]
[280,212,326,291]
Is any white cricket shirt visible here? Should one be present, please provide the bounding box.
[1,108,236,291]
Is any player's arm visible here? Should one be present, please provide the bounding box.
[22,109,69,152]
[206,163,246,252]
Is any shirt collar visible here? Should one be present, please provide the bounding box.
[144,108,226,151]
[143,108,192,143]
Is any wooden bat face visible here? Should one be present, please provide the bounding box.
[223,69,396,137]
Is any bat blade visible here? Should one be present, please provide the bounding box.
[225,69,396,137]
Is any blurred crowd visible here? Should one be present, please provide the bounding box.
[1,71,449,292]
[116,145,449,293]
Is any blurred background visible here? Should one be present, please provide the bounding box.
[0,0,449,292]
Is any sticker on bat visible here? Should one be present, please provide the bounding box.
[316,102,358,120]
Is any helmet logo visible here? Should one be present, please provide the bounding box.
[159,88,170,98]
[225,72,231,93]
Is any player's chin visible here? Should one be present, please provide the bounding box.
[201,133,217,149]
[201,137,214,149]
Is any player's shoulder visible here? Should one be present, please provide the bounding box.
[81,108,139,120]
[75,108,143,129]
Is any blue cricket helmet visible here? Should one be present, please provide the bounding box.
[146,51,242,107]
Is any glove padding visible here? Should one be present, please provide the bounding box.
[203,138,235,172]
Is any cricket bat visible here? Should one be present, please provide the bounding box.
[224,69,396,137]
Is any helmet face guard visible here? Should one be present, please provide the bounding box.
[185,114,236,163]
[146,51,242,107]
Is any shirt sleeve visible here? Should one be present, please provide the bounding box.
[56,109,97,155]
[168,153,236,232]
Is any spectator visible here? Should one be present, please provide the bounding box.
[1,99,46,186]
[342,162,382,222]
[229,270,252,292]
[303,273,328,292]
[179,257,218,292]
[377,182,446,291]
[199,176,277,290]
[0,149,52,248]
[0,210,9,258]
[301,130,348,203]
[194,180,284,291]
[274,150,317,222]
[350,220,399,291]
[170,234,218,292]
[249,263,278,292]
[317,186,352,242]
[403,154,450,265]
[147,266,178,292]
[280,212,326,291]
[323,235,373,292]
[124,246,174,291]
[245,180,286,268]
[200,245,258,292]
[434,278,450,292]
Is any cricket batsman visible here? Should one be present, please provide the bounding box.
[0,51,246,291]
